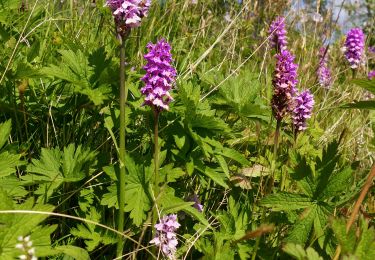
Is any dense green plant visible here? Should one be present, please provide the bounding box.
[0,0,374,259]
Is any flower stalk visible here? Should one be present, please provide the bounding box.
[116,34,127,258]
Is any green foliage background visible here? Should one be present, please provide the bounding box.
[0,0,374,259]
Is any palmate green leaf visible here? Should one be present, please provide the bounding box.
[0,151,23,178]
[54,246,90,260]
[159,164,185,183]
[123,155,152,227]
[100,184,118,209]
[62,144,97,181]
[355,219,375,260]
[191,114,231,133]
[41,49,110,105]
[0,119,11,149]
[286,205,317,245]
[0,176,27,197]
[313,204,332,248]
[290,154,316,197]
[318,167,353,200]
[330,218,357,254]
[283,243,323,260]
[313,140,340,198]
[0,192,57,259]
[261,192,312,211]
[25,147,62,182]
[71,207,116,251]
[26,144,96,182]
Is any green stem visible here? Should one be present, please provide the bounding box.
[267,119,281,193]
[153,109,160,196]
[253,120,281,260]
[151,109,160,256]
[116,35,127,258]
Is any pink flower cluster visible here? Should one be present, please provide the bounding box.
[271,50,298,121]
[268,16,288,52]
[105,0,151,33]
[141,39,176,111]
[292,90,315,132]
[343,28,365,69]
[150,214,181,259]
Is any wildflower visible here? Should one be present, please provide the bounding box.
[271,49,298,121]
[317,47,332,88]
[105,0,151,34]
[343,28,365,69]
[141,39,176,111]
[368,70,375,80]
[369,46,375,54]
[268,16,287,52]
[150,214,181,259]
[190,194,203,212]
[292,90,314,132]
[16,236,37,260]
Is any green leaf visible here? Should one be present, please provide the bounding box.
[290,157,316,197]
[218,147,249,166]
[286,205,317,245]
[54,245,90,260]
[160,187,209,226]
[0,120,11,149]
[215,154,230,178]
[341,100,375,110]
[26,144,96,183]
[283,243,323,260]
[351,78,375,94]
[0,176,27,197]
[355,219,375,260]
[261,193,312,211]
[314,140,340,198]
[194,160,229,188]
[100,184,118,209]
[159,164,185,183]
[0,152,23,178]
[330,217,356,253]
[318,167,353,200]
[123,155,152,226]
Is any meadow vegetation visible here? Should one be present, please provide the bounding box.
[0,0,374,259]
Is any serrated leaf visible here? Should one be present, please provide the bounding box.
[123,155,152,226]
[159,164,185,183]
[330,217,356,253]
[290,157,315,197]
[100,184,118,209]
[283,243,323,260]
[261,192,312,211]
[355,219,375,260]
[286,205,317,245]
[318,167,353,200]
[0,152,23,177]
[54,245,90,260]
[0,120,11,149]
